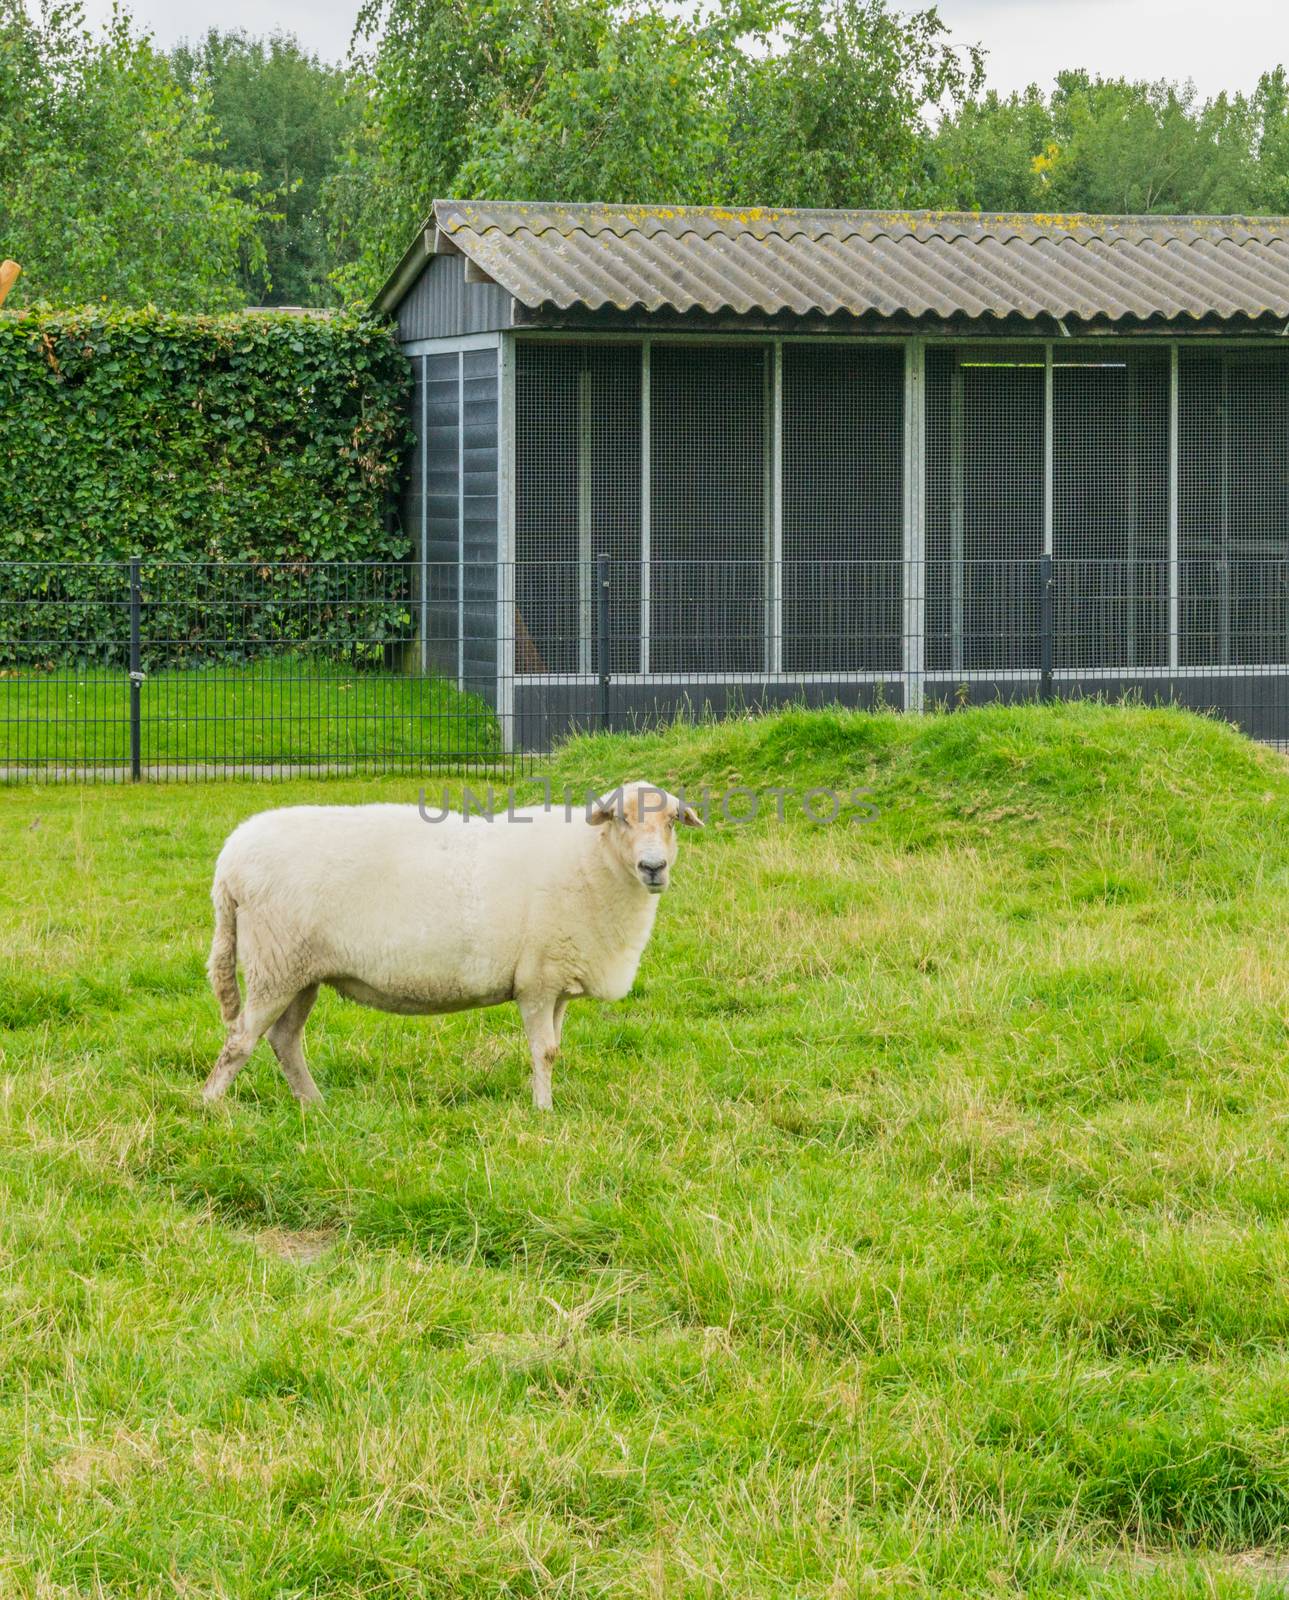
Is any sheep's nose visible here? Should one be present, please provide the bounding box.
[638,855,668,889]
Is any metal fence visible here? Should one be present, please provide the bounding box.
[507,553,1289,754]
[4,555,1288,781]
[0,560,499,781]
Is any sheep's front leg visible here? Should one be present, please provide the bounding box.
[517,994,559,1111]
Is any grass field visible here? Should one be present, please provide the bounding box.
[4,701,1289,1596]
[0,657,500,770]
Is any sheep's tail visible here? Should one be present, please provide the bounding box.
[208,878,242,1025]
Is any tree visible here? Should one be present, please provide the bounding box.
[327,0,981,304]
[328,0,733,303]
[720,0,980,210]
[930,70,1266,217]
[1041,73,1254,214]
[926,87,1053,212]
[170,30,358,306]
[1246,67,1289,213]
[0,0,265,310]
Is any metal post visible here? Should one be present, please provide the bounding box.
[457,352,465,689]
[902,340,926,714]
[1169,344,1180,672]
[768,340,783,675]
[578,365,593,676]
[1219,356,1231,668]
[949,353,965,676]
[1043,343,1054,558]
[1042,344,1054,699]
[128,558,142,781]
[419,357,429,675]
[497,333,516,757]
[640,339,651,674]
[597,552,611,731]
[1040,551,1054,702]
[1126,359,1138,669]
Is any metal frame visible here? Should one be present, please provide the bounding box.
[902,339,926,713]
[1169,343,1180,672]
[949,353,965,676]
[767,341,783,674]
[497,328,1289,701]
[497,335,516,753]
[1125,353,1139,668]
[1219,355,1232,666]
[511,661,1289,687]
[457,354,465,687]
[402,333,504,357]
[640,337,652,674]
[510,328,1289,351]
[1042,342,1054,558]
[577,363,593,675]
[418,356,429,674]
[509,669,902,686]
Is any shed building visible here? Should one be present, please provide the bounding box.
[374,200,1289,750]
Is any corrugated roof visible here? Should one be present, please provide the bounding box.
[381,199,1289,324]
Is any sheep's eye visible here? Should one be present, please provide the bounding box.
[667,815,676,831]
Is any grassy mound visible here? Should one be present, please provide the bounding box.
[3,702,1289,1597]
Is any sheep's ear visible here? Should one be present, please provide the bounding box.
[588,795,617,826]
[679,802,704,829]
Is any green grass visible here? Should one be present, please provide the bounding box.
[0,656,500,769]
[4,700,1289,1596]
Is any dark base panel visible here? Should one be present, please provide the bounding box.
[512,678,905,752]
[515,671,1289,752]
[925,674,1289,743]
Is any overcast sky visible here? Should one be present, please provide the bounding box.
[82,0,1286,100]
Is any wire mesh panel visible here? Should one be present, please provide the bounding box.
[421,352,460,676]
[515,344,579,672]
[461,348,501,703]
[651,345,767,674]
[926,348,1044,677]
[403,351,425,559]
[1180,350,1289,668]
[782,344,903,672]
[0,563,131,776]
[0,561,502,780]
[1053,350,1169,670]
[514,344,642,675]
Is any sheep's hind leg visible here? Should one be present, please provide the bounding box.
[202,992,292,1103]
[266,984,323,1105]
[517,994,559,1112]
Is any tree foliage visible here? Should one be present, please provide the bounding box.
[8,0,1289,318]
[721,0,978,210]
[328,0,979,302]
[931,68,1289,218]
[0,1,265,310]
[170,30,359,307]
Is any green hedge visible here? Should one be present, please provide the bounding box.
[0,306,413,665]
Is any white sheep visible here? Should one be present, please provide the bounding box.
[203,781,702,1110]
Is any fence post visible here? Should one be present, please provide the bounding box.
[128,558,142,781]
[596,553,611,733]
[1040,552,1054,704]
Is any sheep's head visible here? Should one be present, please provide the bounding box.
[588,781,703,894]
